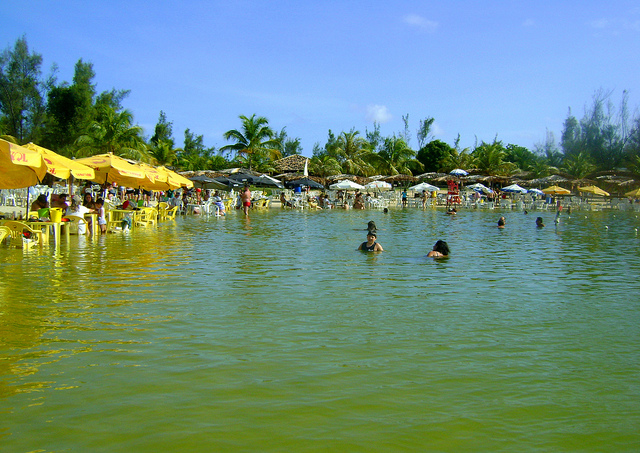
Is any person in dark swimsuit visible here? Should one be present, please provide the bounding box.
[358,231,383,252]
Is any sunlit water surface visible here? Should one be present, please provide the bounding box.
[1,208,639,452]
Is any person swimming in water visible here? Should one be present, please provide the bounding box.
[367,220,377,233]
[536,217,545,227]
[427,240,450,258]
[497,216,506,228]
[357,231,383,252]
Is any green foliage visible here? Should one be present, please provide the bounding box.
[309,154,342,177]
[440,136,474,172]
[5,36,640,181]
[330,129,375,176]
[220,114,281,171]
[0,36,54,143]
[560,109,581,158]
[94,88,130,112]
[416,139,452,172]
[534,130,563,168]
[175,128,225,171]
[44,59,96,155]
[150,111,174,148]
[149,139,180,166]
[275,127,302,157]
[627,154,640,176]
[75,105,146,159]
[504,144,537,172]
[560,89,633,171]
[371,135,421,175]
[472,140,516,176]
[365,122,383,153]
[417,117,435,149]
[562,152,596,179]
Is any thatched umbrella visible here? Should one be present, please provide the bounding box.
[383,174,418,187]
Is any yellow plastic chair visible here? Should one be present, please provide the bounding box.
[2,220,43,248]
[63,215,90,235]
[135,207,157,226]
[164,206,178,220]
[0,226,11,244]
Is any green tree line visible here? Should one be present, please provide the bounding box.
[2,37,640,178]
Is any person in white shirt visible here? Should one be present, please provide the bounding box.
[66,195,95,235]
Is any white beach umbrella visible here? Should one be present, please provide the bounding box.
[329,180,365,190]
[466,183,491,193]
[450,168,468,176]
[528,188,545,195]
[501,183,528,193]
[408,182,439,192]
[365,180,392,190]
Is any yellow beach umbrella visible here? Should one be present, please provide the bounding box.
[624,187,640,197]
[0,138,48,189]
[23,143,95,180]
[136,163,177,191]
[578,185,609,197]
[542,185,571,195]
[160,167,194,189]
[75,153,145,188]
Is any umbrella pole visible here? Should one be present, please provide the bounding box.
[25,188,31,220]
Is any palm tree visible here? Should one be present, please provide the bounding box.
[309,155,342,178]
[440,147,475,172]
[473,141,516,176]
[332,130,374,176]
[149,139,181,166]
[220,114,281,171]
[371,136,423,175]
[75,105,147,160]
[562,152,596,179]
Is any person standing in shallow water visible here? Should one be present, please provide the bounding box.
[497,216,506,228]
[241,184,251,216]
[358,231,383,252]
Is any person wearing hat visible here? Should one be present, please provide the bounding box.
[357,230,383,252]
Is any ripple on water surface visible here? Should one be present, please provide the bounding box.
[1,208,639,451]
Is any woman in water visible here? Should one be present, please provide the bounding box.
[536,217,545,227]
[357,231,383,252]
[427,240,450,258]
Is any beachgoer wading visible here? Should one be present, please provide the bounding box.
[358,231,383,252]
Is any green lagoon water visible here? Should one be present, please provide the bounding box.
[1,207,639,452]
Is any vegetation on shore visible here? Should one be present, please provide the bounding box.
[2,36,640,180]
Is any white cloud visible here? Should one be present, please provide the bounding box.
[403,14,438,33]
[588,18,610,29]
[365,105,392,123]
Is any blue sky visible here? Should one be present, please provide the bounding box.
[5,1,640,157]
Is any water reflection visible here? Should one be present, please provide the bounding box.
[1,209,639,451]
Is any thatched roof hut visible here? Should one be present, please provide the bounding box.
[273,154,308,173]
[275,173,325,185]
[382,174,418,186]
